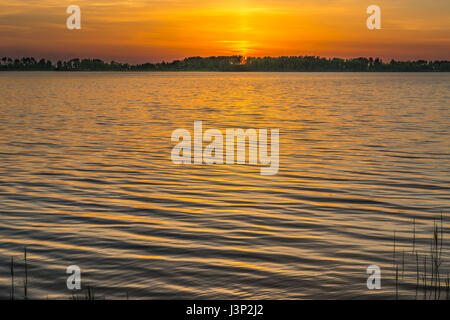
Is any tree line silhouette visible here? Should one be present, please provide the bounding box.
[1,56,449,72]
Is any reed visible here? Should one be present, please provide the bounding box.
[24,247,28,300]
[402,250,405,279]
[394,214,447,300]
[446,273,449,300]
[86,286,95,300]
[395,264,399,299]
[393,230,396,268]
[69,286,96,300]
[10,257,14,300]
[423,256,427,298]
[415,252,419,298]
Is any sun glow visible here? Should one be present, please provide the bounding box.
[0,0,449,62]
[216,40,254,56]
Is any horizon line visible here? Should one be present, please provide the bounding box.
[2,55,450,65]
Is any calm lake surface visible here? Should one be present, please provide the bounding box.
[0,72,449,299]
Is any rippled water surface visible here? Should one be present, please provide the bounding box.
[0,72,449,299]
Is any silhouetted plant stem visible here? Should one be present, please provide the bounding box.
[395,264,399,300]
[393,230,396,268]
[402,250,405,279]
[415,252,419,299]
[24,247,28,299]
[10,256,14,300]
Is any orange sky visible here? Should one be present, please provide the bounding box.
[1,0,449,63]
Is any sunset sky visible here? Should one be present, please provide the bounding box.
[1,0,449,63]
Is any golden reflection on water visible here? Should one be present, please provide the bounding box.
[0,72,449,299]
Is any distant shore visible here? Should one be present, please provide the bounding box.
[1,55,450,72]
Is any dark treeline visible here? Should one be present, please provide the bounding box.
[1,55,450,72]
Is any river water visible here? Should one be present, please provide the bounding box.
[0,72,449,299]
